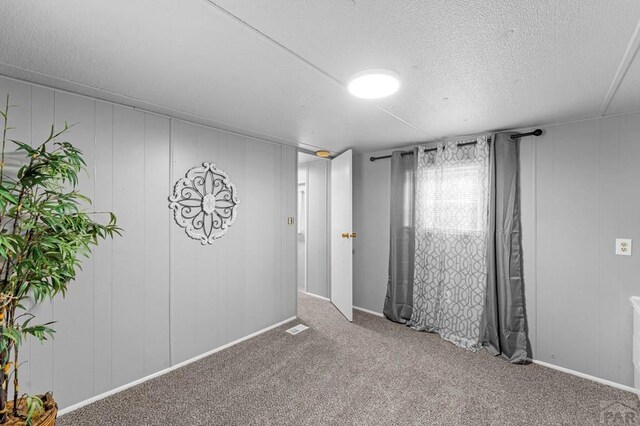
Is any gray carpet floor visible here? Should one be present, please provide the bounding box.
[59,292,638,425]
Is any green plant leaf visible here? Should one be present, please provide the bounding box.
[0,96,122,407]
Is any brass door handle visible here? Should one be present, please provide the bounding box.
[350,232,357,238]
[341,233,350,239]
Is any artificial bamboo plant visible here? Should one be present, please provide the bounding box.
[0,96,120,424]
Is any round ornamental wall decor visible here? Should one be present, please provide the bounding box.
[169,162,239,244]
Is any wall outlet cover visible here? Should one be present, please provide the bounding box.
[615,238,632,256]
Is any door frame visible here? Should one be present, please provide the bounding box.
[295,151,332,314]
[329,149,353,321]
[297,181,308,293]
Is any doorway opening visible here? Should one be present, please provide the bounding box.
[297,152,331,316]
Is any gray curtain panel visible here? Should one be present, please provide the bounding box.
[408,138,490,350]
[383,148,417,323]
[483,132,532,363]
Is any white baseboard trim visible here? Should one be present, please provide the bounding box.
[299,291,330,301]
[58,316,297,417]
[353,305,384,318]
[533,359,640,395]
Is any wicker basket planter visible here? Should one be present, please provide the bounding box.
[4,393,57,426]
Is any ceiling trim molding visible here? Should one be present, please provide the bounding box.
[597,17,640,116]
[374,108,640,155]
[203,0,430,138]
[0,62,328,153]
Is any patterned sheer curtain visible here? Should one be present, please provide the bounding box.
[408,136,490,350]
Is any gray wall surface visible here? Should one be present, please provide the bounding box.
[0,75,297,409]
[297,160,330,298]
[353,114,640,387]
[353,150,392,313]
[519,115,640,387]
[297,166,307,291]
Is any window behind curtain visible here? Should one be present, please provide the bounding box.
[421,158,487,234]
[408,138,490,350]
[402,167,414,227]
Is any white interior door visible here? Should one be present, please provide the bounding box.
[330,149,353,321]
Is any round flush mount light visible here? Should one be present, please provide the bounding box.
[315,150,331,158]
[347,69,400,99]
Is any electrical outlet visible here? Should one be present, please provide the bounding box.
[616,238,632,256]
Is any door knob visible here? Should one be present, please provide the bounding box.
[341,233,350,239]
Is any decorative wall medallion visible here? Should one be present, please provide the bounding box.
[169,162,239,244]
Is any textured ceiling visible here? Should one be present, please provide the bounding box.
[298,152,324,164]
[606,39,640,115]
[0,1,639,153]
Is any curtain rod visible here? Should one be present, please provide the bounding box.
[369,129,543,162]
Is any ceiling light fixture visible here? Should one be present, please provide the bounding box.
[315,150,331,158]
[347,69,400,99]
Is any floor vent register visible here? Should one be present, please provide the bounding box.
[286,324,309,335]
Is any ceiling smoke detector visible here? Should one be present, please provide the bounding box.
[347,69,400,99]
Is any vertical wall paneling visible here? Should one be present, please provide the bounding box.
[519,138,537,355]
[0,74,298,409]
[93,100,114,394]
[215,128,232,352]
[111,106,146,388]
[169,121,199,364]
[352,151,391,314]
[168,122,296,364]
[0,78,33,397]
[27,85,55,397]
[533,128,555,366]
[224,133,248,344]
[243,139,276,333]
[52,92,96,408]
[297,164,307,292]
[596,116,621,383]
[282,147,297,319]
[539,122,600,376]
[194,125,224,355]
[325,160,331,301]
[214,131,231,350]
[618,115,640,384]
[304,160,329,298]
[273,146,283,322]
[354,114,640,387]
[143,113,171,375]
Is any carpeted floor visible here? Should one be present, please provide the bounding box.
[59,292,638,425]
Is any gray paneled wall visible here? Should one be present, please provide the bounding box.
[170,122,296,364]
[519,115,640,387]
[352,150,392,313]
[297,165,307,291]
[297,160,330,298]
[353,115,640,387]
[0,75,297,409]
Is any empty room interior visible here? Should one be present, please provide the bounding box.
[1,1,640,425]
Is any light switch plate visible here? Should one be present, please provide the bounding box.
[616,238,632,256]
